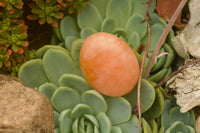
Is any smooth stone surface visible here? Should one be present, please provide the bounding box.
[0,74,54,133]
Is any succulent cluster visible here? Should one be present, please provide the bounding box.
[0,0,35,75]
[18,0,196,132]
[52,0,175,83]
[160,98,196,132]
[27,0,90,27]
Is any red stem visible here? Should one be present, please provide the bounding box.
[144,0,188,78]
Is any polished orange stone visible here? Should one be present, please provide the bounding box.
[80,32,140,97]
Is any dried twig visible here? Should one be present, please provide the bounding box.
[144,0,188,78]
[137,0,153,132]
[155,57,200,88]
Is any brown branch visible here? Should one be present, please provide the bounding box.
[144,0,188,78]
[155,57,200,88]
[137,0,152,132]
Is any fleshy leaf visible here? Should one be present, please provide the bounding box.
[131,0,156,17]
[151,48,166,72]
[123,79,156,113]
[71,104,94,119]
[54,111,60,128]
[161,98,177,131]
[125,14,147,39]
[65,36,78,50]
[148,119,159,133]
[149,23,165,52]
[72,118,79,133]
[142,118,152,133]
[18,59,49,88]
[142,88,165,120]
[52,27,62,41]
[43,49,77,86]
[128,32,141,51]
[80,27,97,39]
[101,17,117,33]
[81,90,107,115]
[163,43,175,68]
[106,0,131,27]
[70,39,85,77]
[148,68,168,82]
[96,112,112,133]
[84,114,99,128]
[78,4,102,31]
[111,126,122,133]
[111,28,128,41]
[106,97,131,125]
[91,0,109,18]
[169,107,195,128]
[59,74,92,93]
[38,82,57,100]
[36,45,70,59]
[165,121,195,133]
[117,115,140,133]
[58,109,73,133]
[59,16,80,40]
[51,87,80,112]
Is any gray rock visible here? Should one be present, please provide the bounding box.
[0,74,54,133]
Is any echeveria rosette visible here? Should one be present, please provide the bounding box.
[52,0,175,83]
[18,46,161,132]
[27,0,64,27]
[37,73,140,133]
[159,98,196,133]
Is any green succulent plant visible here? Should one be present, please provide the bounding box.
[57,0,90,14]
[18,45,168,133]
[52,0,175,83]
[159,98,196,133]
[0,23,28,52]
[27,0,64,27]
[0,0,24,14]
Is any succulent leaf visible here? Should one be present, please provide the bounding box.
[51,87,80,112]
[18,59,49,88]
[81,90,107,115]
[58,109,73,133]
[142,118,153,133]
[65,36,79,50]
[90,0,110,18]
[142,87,165,120]
[123,79,156,113]
[106,0,131,28]
[101,18,117,33]
[80,26,97,39]
[106,97,132,125]
[125,14,147,39]
[77,4,103,31]
[111,126,122,133]
[70,38,85,77]
[38,82,57,100]
[59,74,92,93]
[60,16,80,40]
[35,45,70,58]
[71,104,94,119]
[128,31,141,51]
[96,112,112,133]
[117,115,139,133]
[42,49,77,86]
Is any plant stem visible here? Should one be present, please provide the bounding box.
[137,0,152,132]
[155,57,200,88]
[144,0,188,78]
